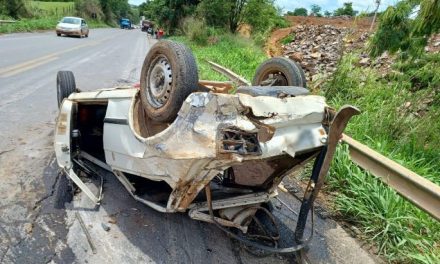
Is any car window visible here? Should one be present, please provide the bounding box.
[82,20,87,25]
[61,17,81,24]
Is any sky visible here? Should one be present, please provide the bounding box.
[128,0,400,13]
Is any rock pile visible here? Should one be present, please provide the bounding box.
[281,25,393,81]
[282,25,350,81]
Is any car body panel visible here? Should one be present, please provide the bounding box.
[59,87,328,212]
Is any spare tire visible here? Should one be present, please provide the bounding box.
[56,71,76,108]
[252,57,307,88]
[140,40,199,123]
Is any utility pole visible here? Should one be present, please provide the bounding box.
[370,0,381,31]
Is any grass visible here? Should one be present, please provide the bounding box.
[27,1,75,16]
[0,17,109,34]
[170,34,267,81]
[280,34,294,45]
[324,53,440,263]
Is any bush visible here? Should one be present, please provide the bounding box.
[243,0,288,34]
[181,17,210,45]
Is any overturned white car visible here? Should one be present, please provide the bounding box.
[54,40,358,253]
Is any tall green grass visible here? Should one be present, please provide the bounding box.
[27,1,75,17]
[325,53,440,263]
[170,34,267,81]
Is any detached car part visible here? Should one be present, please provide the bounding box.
[54,40,359,254]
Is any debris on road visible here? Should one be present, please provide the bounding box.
[101,223,111,232]
[76,212,97,254]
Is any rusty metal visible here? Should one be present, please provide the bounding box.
[207,60,251,86]
[198,80,233,93]
[295,105,360,243]
[75,212,97,254]
[342,134,440,221]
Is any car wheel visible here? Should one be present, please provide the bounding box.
[85,33,89,38]
[56,71,76,108]
[252,57,307,88]
[57,33,61,37]
[140,40,198,123]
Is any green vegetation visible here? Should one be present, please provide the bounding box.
[139,0,286,37]
[280,34,294,45]
[0,16,108,34]
[324,53,440,263]
[333,2,357,17]
[310,4,322,17]
[28,1,75,16]
[170,34,266,81]
[286,7,308,16]
[0,0,139,33]
[369,0,440,57]
[173,15,440,261]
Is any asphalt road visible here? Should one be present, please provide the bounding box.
[0,29,377,264]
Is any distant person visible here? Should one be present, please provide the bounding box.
[157,28,164,39]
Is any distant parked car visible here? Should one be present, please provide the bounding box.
[56,16,89,38]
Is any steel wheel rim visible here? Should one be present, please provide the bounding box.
[146,55,172,108]
[260,71,288,86]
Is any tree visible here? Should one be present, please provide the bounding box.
[196,0,229,27]
[0,0,29,19]
[324,10,331,17]
[229,0,247,33]
[333,2,357,17]
[75,0,104,20]
[369,0,440,57]
[243,0,286,33]
[291,7,307,16]
[139,0,199,32]
[310,4,322,17]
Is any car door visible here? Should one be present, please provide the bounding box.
[54,100,74,169]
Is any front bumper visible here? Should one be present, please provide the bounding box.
[56,29,81,36]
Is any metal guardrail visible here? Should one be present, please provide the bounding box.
[208,61,440,221]
[342,134,440,221]
[0,20,16,24]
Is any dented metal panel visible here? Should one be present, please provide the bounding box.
[99,91,328,212]
[54,99,73,168]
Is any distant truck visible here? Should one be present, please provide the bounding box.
[120,18,132,29]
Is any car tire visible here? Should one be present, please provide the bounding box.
[252,57,307,88]
[140,40,198,123]
[56,71,76,108]
[54,172,74,209]
[57,33,61,37]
